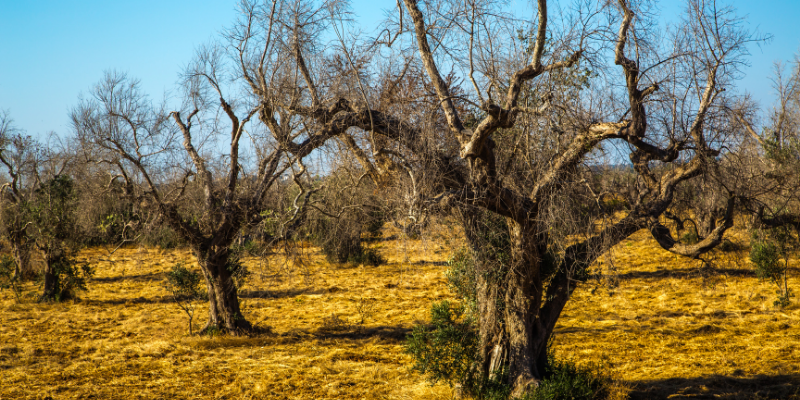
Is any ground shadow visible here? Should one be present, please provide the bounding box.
[92,272,165,283]
[614,266,800,282]
[312,324,412,342]
[190,324,412,349]
[628,374,800,399]
[411,260,448,266]
[82,296,176,306]
[613,267,756,281]
[242,287,343,299]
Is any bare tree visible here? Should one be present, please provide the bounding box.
[71,0,422,333]
[0,111,40,281]
[306,0,767,394]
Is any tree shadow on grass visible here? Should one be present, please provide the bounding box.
[241,286,346,299]
[82,296,176,306]
[190,324,413,350]
[614,266,800,282]
[92,272,165,283]
[629,374,800,399]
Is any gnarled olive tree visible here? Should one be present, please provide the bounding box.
[321,0,761,395]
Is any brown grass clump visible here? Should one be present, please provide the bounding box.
[1,223,799,399]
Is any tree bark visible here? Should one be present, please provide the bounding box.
[10,231,34,280]
[461,210,552,396]
[40,249,59,301]
[504,220,544,396]
[194,247,252,334]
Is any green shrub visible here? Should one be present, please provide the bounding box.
[405,301,479,389]
[165,263,203,300]
[681,228,700,245]
[43,253,93,302]
[164,263,204,334]
[523,355,611,400]
[601,198,629,213]
[0,255,23,302]
[226,255,251,293]
[750,228,794,307]
[407,300,617,400]
[316,221,363,264]
[232,238,266,257]
[347,247,386,267]
[445,247,477,313]
[751,240,782,280]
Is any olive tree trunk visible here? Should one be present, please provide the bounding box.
[10,232,34,280]
[194,247,252,334]
[40,248,60,301]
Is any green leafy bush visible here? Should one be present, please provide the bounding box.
[445,247,478,313]
[43,253,94,302]
[226,255,251,293]
[405,301,479,389]
[750,228,794,307]
[523,355,611,400]
[406,300,616,400]
[680,228,700,245]
[165,263,203,300]
[164,263,204,334]
[347,247,386,267]
[0,255,23,302]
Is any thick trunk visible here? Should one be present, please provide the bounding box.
[504,221,545,396]
[195,248,252,334]
[10,232,34,281]
[465,213,550,397]
[40,252,58,301]
[476,266,505,379]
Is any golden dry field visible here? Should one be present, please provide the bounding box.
[1,224,799,399]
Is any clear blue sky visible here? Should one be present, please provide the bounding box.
[1,0,798,137]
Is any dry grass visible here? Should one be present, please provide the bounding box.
[1,223,799,399]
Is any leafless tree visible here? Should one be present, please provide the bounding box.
[70,0,424,333]
[308,0,770,394]
[0,111,41,281]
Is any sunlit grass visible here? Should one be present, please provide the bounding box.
[0,222,798,399]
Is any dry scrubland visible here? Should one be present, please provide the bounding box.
[1,224,799,399]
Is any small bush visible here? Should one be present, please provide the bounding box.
[165,263,203,300]
[319,224,363,264]
[0,255,23,302]
[602,198,629,213]
[523,355,611,400]
[407,301,618,400]
[164,263,204,334]
[446,247,478,313]
[42,253,93,302]
[750,228,795,307]
[233,238,266,257]
[226,257,251,293]
[405,301,479,389]
[681,228,700,245]
[348,247,386,267]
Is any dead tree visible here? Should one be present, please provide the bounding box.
[0,112,40,281]
[315,0,763,394]
[71,0,420,333]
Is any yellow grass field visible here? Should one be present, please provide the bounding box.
[1,224,799,399]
